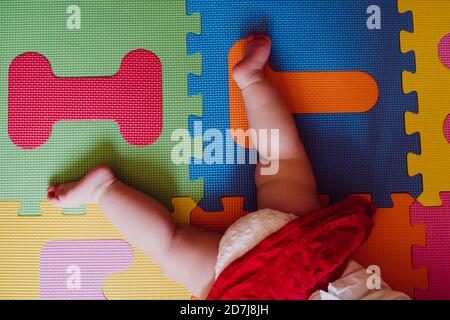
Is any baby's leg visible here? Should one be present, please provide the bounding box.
[47,166,221,298]
[232,34,321,216]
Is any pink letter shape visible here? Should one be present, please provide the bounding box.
[8,49,162,149]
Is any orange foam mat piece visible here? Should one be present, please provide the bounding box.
[352,194,428,298]
[191,197,248,233]
[191,195,330,234]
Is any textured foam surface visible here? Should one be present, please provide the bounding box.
[0,201,193,299]
[352,194,427,298]
[188,0,420,211]
[400,0,450,206]
[411,193,450,300]
[8,50,162,149]
[2,0,450,300]
[40,240,133,300]
[0,0,202,216]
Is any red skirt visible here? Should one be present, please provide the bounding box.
[206,196,376,300]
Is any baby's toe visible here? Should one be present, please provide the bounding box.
[48,184,72,207]
[47,185,62,206]
[47,185,58,199]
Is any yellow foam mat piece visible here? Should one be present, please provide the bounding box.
[399,0,450,206]
[0,198,195,299]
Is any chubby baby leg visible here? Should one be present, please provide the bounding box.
[232,34,321,216]
[47,165,221,298]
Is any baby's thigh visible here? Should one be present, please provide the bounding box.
[159,225,222,298]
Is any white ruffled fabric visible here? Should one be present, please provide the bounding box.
[308,260,410,300]
[216,208,411,300]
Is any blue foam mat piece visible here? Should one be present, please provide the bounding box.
[187,0,421,212]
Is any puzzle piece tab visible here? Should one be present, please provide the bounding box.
[8,49,162,150]
[40,240,133,300]
[352,194,428,298]
[400,0,450,206]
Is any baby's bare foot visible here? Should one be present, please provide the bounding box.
[232,34,272,90]
[47,165,116,208]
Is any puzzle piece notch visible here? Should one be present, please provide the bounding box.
[352,193,428,299]
[40,239,133,300]
[186,10,203,115]
[411,192,450,299]
[8,49,162,150]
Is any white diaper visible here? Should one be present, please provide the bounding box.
[215,208,297,278]
[215,208,411,300]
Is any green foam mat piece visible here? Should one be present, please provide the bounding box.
[0,0,203,215]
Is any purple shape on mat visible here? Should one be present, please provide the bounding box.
[438,33,450,69]
[40,239,133,300]
[411,193,450,300]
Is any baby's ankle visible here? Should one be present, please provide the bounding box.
[88,166,117,203]
[234,69,266,90]
[94,175,117,203]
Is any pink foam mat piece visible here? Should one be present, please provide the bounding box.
[411,193,450,299]
[8,49,162,149]
[39,239,133,300]
[439,33,450,69]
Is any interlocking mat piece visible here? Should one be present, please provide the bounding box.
[411,193,450,300]
[352,194,428,298]
[0,0,202,215]
[172,197,197,227]
[188,0,420,212]
[400,0,450,206]
[8,49,162,150]
[228,39,379,147]
[191,197,247,233]
[40,240,133,300]
[0,200,192,299]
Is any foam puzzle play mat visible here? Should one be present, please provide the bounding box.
[1,0,450,300]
